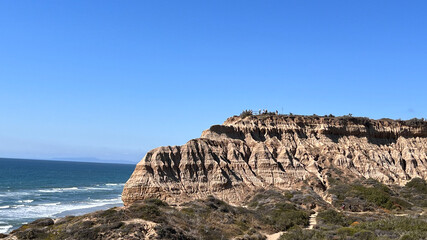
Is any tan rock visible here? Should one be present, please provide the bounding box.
[122,115,427,205]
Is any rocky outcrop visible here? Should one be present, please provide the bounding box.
[122,115,427,206]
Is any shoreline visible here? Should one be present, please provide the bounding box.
[1,202,125,234]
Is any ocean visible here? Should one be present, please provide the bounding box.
[0,158,135,234]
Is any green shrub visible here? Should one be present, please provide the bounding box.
[248,200,259,208]
[128,204,163,222]
[329,178,414,211]
[345,182,397,210]
[279,227,325,240]
[96,208,127,223]
[155,225,194,240]
[405,118,426,127]
[356,217,427,232]
[275,203,297,211]
[405,178,427,194]
[328,182,351,200]
[266,204,309,231]
[14,228,49,240]
[181,207,195,216]
[337,227,359,236]
[284,191,294,200]
[390,197,412,209]
[240,110,253,118]
[353,230,376,240]
[235,219,250,231]
[100,208,117,218]
[399,231,427,240]
[317,209,350,226]
[353,184,393,209]
[144,198,168,206]
[138,205,161,219]
[72,227,101,240]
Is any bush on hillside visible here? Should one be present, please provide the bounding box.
[317,209,351,226]
[405,178,427,194]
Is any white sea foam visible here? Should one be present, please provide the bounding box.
[82,187,113,191]
[105,183,125,186]
[61,187,79,191]
[0,182,124,233]
[0,185,121,199]
[11,205,24,208]
[0,191,33,198]
[38,189,59,193]
[39,202,61,206]
[38,187,80,193]
[36,186,117,193]
[0,225,13,234]
[92,197,122,202]
[0,197,123,220]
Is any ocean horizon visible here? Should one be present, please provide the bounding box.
[0,158,135,234]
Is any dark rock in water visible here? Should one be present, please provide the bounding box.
[31,218,55,227]
[0,233,8,239]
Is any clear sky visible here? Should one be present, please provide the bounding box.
[0,1,426,163]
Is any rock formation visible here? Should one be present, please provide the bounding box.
[122,115,427,206]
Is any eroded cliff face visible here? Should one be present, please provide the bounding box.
[122,115,427,206]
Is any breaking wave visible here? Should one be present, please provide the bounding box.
[0,225,13,234]
[0,196,122,220]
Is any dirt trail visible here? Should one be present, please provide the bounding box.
[307,211,318,230]
[265,231,286,240]
[264,210,318,240]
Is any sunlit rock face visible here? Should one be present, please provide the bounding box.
[122,115,427,205]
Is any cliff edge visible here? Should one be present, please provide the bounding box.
[122,115,427,206]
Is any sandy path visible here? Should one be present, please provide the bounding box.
[264,210,318,240]
[265,231,286,240]
[307,211,318,229]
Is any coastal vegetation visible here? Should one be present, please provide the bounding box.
[279,215,427,240]
[5,179,427,240]
[6,193,309,240]
[237,110,427,128]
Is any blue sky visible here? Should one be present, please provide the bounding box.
[0,1,426,163]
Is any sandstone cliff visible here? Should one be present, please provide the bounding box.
[122,115,427,206]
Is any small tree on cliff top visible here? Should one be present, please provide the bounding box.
[240,110,253,118]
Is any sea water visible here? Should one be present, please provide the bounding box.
[0,158,135,234]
